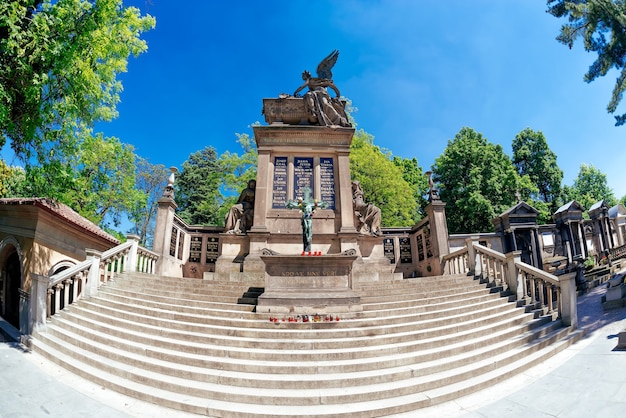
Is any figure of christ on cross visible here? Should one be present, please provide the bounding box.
[286,187,328,252]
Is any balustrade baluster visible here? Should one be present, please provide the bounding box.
[47,287,54,318]
[73,273,81,302]
[54,283,63,313]
[63,278,72,308]
[547,284,554,313]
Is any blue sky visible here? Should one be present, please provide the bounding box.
[8,1,626,200]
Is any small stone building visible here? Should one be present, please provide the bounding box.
[0,198,118,333]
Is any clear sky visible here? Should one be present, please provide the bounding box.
[24,1,626,199]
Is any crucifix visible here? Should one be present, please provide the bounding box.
[286,187,327,252]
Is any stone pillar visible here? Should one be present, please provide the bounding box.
[428,199,450,276]
[251,148,270,233]
[18,288,30,335]
[29,273,49,334]
[465,237,476,276]
[559,271,578,327]
[153,197,180,276]
[84,249,102,298]
[505,251,522,300]
[126,234,140,273]
[337,150,357,234]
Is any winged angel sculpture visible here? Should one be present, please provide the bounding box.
[293,50,351,127]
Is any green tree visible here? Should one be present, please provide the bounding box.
[216,133,258,223]
[41,131,145,227]
[511,128,563,222]
[433,127,526,234]
[129,157,168,248]
[566,163,617,209]
[176,147,223,226]
[349,129,417,227]
[548,0,626,125]
[392,156,429,222]
[0,0,155,157]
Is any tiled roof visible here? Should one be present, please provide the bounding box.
[0,198,119,245]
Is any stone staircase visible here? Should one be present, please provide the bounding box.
[31,271,582,417]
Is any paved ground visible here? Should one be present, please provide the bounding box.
[1,285,625,418]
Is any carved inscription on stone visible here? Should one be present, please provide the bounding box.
[205,237,219,264]
[293,157,314,200]
[319,157,335,210]
[383,238,395,264]
[169,226,178,257]
[400,237,413,264]
[189,236,202,263]
[272,156,288,209]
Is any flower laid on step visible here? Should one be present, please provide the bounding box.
[269,314,340,323]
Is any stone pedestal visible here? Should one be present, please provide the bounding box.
[257,254,362,314]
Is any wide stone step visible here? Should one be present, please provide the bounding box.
[31,323,582,413]
[56,305,549,364]
[97,287,510,323]
[70,296,527,341]
[31,271,581,416]
[48,307,549,372]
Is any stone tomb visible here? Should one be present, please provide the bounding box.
[256,253,362,314]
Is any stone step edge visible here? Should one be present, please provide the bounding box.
[42,317,565,389]
[31,325,578,407]
[45,311,551,372]
[93,290,512,324]
[82,292,520,331]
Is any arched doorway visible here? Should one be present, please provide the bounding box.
[1,249,22,329]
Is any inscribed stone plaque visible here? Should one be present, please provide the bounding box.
[383,238,395,264]
[189,236,201,263]
[399,237,413,264]
[293,157,314,199]
[177,230,184,260]
[272,156,288,209]
[417,234,424,262]
[169,226,178,257]
[319,157,335,210]
[205,237,219,264]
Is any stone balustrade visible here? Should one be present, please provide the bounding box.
[28,235,159,334]
[441,238,577,328]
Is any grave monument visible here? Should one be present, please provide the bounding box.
[216,50,400,313]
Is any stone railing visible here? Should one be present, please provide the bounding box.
[441,238,577,327]
[29,235,159,334]
[609,243,626,261]
[441,246,469,275]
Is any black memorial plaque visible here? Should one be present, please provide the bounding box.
[189,236,202,263]
[383,238,395,264]
[169,226,178,257]
[293,157,314,199]
[417,234,425,261]
[272,156,288,209]
[206,237,219,264]
[319,157,335,210]
[399,237,413,264]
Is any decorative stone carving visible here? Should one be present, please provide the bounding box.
[224,180,256,234]
[262,50,351,127]
[352,180,381,236]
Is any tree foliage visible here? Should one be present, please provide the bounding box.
[349,129,417,227]
[392,156,429,222]
[511,128,563,222]
[129,157,168,247]
[0,0,155,157]
[548,0,626,125]
[433,127,527,234]
[0,0,154,232]
[565,163,617,209]
[175,147,223,226]
[215,133,258,223]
